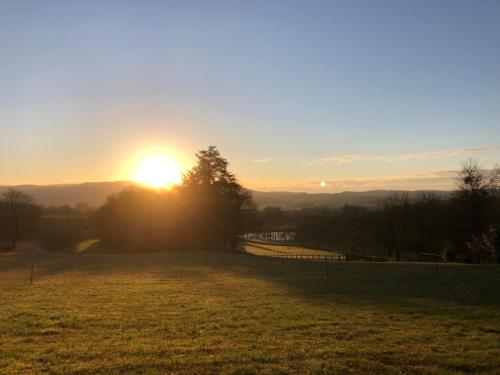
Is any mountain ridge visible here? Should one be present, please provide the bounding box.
[0,181,450,209]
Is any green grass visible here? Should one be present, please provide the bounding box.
[1,250,499,374]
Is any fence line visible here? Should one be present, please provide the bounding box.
[261,253,344,262]
[249,249,391,263]
[243,232,296,242]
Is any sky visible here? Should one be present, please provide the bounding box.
[1,0,499,192]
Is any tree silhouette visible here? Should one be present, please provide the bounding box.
[94,146,253,252]
[0,189,41,249]
[182,146,251,251]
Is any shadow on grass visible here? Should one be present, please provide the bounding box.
[4,248,500,313]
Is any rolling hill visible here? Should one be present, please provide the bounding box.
[0,181,136,207]
[0,182,449,209]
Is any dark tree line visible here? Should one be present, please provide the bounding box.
[0,190,93,251]
[0,147,252,253]
[0,189,41,249]
[1,154,498,260]
[256,160,500,262]
[94,146,253,252]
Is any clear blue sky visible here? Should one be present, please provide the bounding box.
[1,0,499,191]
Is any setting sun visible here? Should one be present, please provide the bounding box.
[134,155,182,189]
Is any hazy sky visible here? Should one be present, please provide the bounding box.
[1,0,499,192]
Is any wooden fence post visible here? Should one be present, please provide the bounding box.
[30,259,34,284]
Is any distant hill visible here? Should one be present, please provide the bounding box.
[0,182,449,209]
[250,190,450,209]
[0,181,136,207]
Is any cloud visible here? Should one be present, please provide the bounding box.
[244,169,463,193]
[251,159,273,164]
[302,147,500,166]
[251,156,300,164]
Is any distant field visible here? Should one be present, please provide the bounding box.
[1,250,500,374]
[244,240,342,258]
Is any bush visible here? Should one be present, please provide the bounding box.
[38,217,90,251]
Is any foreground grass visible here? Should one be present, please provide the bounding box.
[0,251,499,374]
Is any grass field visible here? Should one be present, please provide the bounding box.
[244,240,342,258]
[1,250,500,374]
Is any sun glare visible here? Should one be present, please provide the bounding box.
[134,155,182,189]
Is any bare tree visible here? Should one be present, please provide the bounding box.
[455,159,500,259]
[457,158,500,195]
[0,189,41,249]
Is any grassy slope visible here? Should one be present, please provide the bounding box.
[0,251,499,375]
[244,241,342,257]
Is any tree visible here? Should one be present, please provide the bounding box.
[182,146,252,251]
[93,146,254,252]
[383,192,410,261]
[94,187,183,252]
[466,231,496,264]
[454,159,500,259]
[241,199,261,234]
[262,206,285,230]
[0,189,41,249]
[494,229,500,263]
[457,158,500,195]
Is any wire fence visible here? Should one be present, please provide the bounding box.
[263,253,345,261]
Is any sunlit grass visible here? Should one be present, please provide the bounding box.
[245,241,342,257]
[1,251,499,374]
[73,239,99,253]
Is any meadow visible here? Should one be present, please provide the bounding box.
[244,240,343,258]
[1,250,499,374]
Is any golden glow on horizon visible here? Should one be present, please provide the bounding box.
[133,155,182,189]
